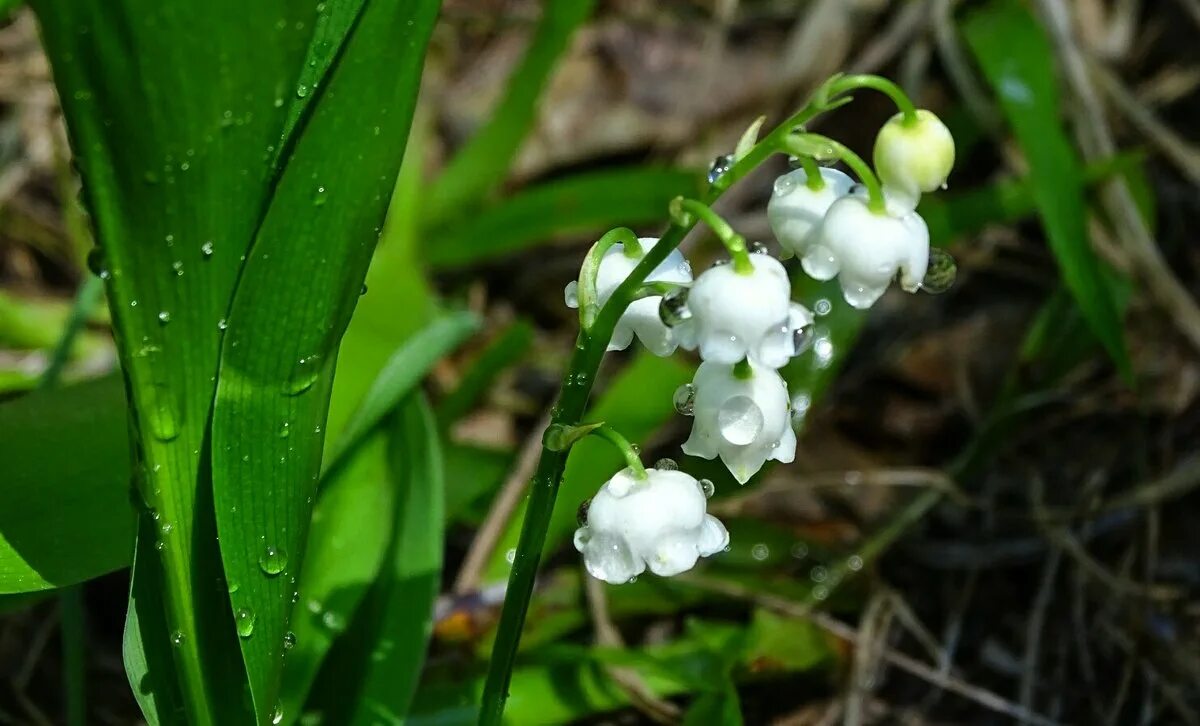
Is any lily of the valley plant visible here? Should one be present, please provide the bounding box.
[480,73,959,723]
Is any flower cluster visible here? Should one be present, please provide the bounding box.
[565,91,956,585]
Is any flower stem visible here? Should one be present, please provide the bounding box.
[478,79,866,726]
[796,155,825,191]
[578,227,641,329]
[783,133,887,215]
[671,198,752,274]
[829,73,919,125]
[590,424,647,479]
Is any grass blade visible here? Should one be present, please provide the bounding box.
[962,0,1132,379]
[426,167,701,268]
[422,0,597,228]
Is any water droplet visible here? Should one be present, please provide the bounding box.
[790,393,811,428]
[654,457,678,471]
[286,355,321,396]
[271,704,284,725]
[717,395,765,446]
[576,499,590,526]
[157,311,171,324]
[160,522,173,536]
[171,260,184,276]
[148,384,180,442]
[321,610,346,633]
[312,186,327,206]
[751,543,770,561]
[657,287,691,327]
[710,258,730,267]
[86,247,109,279]
[283,631,296,651]
[201,241,214,257]
[359,284,368,296]
[505,548,517,564]
[773,174,797,197]
[847,555,864,571]
[707,153,733,185]
[792,324,814,355]
[673,383,696,416]
[259,546,288,575]
[810,565,828,583]
[171,630,185,646]
[296,84,310,98]
[279,422,290,438]
[217,318,228,331]
[749,241,770,255]
[697,478,715,498]
[791,542,809,559]
[306,599,322,615]
[235,607,256,638]
[155,541,166,552]
[813,298,832,316]
[812,584,829,601]
[920,248,957,293]
[563,280,579,308]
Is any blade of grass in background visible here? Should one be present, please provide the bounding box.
[422,0,596,228]
[426,167,701,268]
[963,0,1132,380]
[0,375,131,593]
[209,0,439,718]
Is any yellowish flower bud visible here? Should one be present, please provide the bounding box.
[873,109,955,199]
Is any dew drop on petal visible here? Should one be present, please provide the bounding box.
[717,395,764,446]
[576,498,590,526]
[792,324,814,355]
[658,287,690,327]
[920,248,958,294]
[654,457,678,471]
[749,240,770,255]
[698,478,715,498]
[672,383,696,416]
[773,174,796,197]
[563,280,579,308]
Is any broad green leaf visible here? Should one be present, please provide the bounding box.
[963,0,1131,379]
[305,395,444,724]
[683,688,742,726]
[122,522,187,726]
[328,311,480,466]
[426,167,701,268]
[31,0,333,716]
[278,434,395,724]
[484,353,693,582]
[423,0,597,228]
[0,376,132,593]
[209,0,440,718]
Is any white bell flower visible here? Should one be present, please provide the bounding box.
[800,187,929,309]
[681,359,796,484]
[766,167,854,258]
[873,109,955,201]
[675,254,812,368]
[565,237,692,355]
[573,467,729,584]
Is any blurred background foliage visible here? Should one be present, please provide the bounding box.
[1,0,1199,723]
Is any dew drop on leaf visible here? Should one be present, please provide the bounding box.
[285,355,321,396]
[171,630,185,646]
[321,610,346,633]
[259,546,288,576]
[235,607,256,638]
[201,240,214,258]
[707,153,733,185]
[282,631,296,651]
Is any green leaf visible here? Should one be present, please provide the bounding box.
[209,0,440,719]
[328,311,480,467]
[305,395,444,724]
[0,376,133,593]
[422,0,597,228]
[277,433,395,724]
[426,167,701,268]
[122,522,187,726]
[683,687,742,726]
[963,0,1131,379]
[484,353,693,581]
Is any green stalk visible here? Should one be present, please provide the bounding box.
[590,424,647,479]
[672,198,752,274]
[477,76,861,725]
[828,74,919,125]
[577,227,641,330]
[783,133,887,214]
[796,155,825,191]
